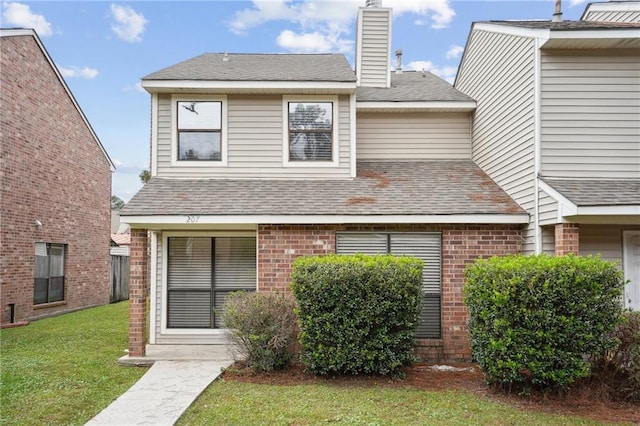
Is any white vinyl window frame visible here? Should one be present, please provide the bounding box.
[171,94,228,167]
[159,231,257,335]
[282,95,339,167]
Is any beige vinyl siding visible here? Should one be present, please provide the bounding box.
[540,51,640,179]
[356,8,390,88]
[541,225,555,255]
[456,30,537,253]
[582,10,640,23]
[538,189,558,225]
[356,112,471,160]
[156,94,352,178]
[580,225,634,265]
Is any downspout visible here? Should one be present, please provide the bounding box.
[150,93,158,177]
[350,93,357,178]
[534,37,542,254]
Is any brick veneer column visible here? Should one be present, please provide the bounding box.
[128,229,148,357]
[555,223,579,255]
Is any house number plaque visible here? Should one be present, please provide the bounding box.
[186,216,200,223]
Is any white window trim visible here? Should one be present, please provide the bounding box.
[171,94,228,167]
[282,95,339,167]
[160,231,256,336]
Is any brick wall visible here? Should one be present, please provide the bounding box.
[258,224,522,361]
[555,223,580,256]
[128,229,148,357]
[0,34,112,324]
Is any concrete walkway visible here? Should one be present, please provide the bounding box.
[86,345,237,426]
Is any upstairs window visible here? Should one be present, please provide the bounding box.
[34,243,66,305]
[177,101,222,161]
[288,102,333,161]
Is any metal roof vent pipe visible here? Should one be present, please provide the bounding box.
[395,49,403,74]
[552,0,563,22]
[366,0,382,8]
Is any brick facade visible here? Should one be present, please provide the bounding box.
[128,229,149,357]
[0,34,112,324]
[554,223,580,256]
[258,224,522,361]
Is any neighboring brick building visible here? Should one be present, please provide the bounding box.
[0,29,115,324]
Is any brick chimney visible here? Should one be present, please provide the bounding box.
[355,0,392,88]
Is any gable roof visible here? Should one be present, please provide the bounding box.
[143,53,357,82]
[541,178,640,207]
[120,160,528,226]
[0,28,115,171]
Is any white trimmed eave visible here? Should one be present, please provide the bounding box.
[541,29,640,49]
[142,80,357,95]
[356,100,476,112]
[122,213,530,229]
[539,179,640,222]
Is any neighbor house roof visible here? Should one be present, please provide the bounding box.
[121,161,528,225]
[541,178,640,207]
[481,20,640,30]
[356,71,474,103]
[143,53,357,82]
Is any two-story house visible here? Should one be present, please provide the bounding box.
[454,0,640,311]
[121,2,529,362]
[1,29,115,325]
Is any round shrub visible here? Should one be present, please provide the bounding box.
[464,254,625,391]
[599,310,640,401]
[291,254,423,378]
[222,291,298,372]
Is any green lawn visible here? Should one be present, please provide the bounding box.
[1,302,631,426]
[0,302,147,426]
[177,381,620,426]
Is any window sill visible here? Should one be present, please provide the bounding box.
[34,301,66,310]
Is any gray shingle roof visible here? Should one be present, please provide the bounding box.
[121,161,526,217]
[482,20,640,30]
[143,53,357,82]
[356,71,474,102]
[542,178,640,206]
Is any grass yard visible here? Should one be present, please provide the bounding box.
[0,301,147,426]
[177,380,626,426]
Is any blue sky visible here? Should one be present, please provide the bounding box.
[2,0,591,201]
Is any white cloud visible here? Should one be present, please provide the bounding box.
[123,82,146,93]
[405,60,457,83]
[568,0,588,6]
[446,44,464,59]
[1,2,53,36]
[277,29,352,53]
[388,0,455,29]
[110,4,147,43]
[58,65,99,79]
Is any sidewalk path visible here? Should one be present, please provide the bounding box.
[86,360,232,426]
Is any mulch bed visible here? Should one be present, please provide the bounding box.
[222,361,640,424]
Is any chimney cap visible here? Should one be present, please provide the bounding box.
[365,0,382,7]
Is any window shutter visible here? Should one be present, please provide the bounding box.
[213,237,256,327]
[336,233,388,254]
[390,233,442,339]
[167,237,212,328]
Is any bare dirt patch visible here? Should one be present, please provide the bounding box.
[222,361,640,424]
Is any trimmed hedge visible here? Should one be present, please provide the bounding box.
[464,254,625,391]
[222,291,298,372]
[291,254,423,377]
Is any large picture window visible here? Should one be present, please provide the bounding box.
[166,237,256,329]
[34,243,65,305]
[336,232,442,339]
[288,102,333,161]
[177,101,222,161]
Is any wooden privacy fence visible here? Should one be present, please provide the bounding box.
[110,255,130,302]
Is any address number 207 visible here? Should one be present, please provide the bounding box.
[186,216,200,223]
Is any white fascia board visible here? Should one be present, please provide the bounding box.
[473,23,549,40]
[356,101,477,111]
[546,28,640,41]
[142,80,356,92]
[586,2,640,13]
[576,205,640,216]
[538,179,578,217]
[122,213,530,227]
